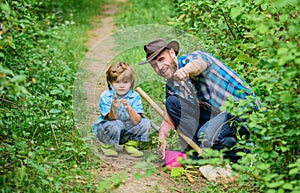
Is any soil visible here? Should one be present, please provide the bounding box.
[82,1,210,192]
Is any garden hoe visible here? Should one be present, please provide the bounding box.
[136,87,200,183]
[135,87,237,184]
[135,87,203,155]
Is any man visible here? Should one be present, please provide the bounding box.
[139,39,260,160]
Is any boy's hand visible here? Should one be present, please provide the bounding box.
[111,98,121,110]
[120,99,130,110]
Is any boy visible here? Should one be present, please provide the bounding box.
[93,62,150,157]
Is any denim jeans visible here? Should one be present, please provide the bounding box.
[165,95,240,151]
[94,118,150,145]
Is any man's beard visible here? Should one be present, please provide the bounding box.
[170,58,178,79]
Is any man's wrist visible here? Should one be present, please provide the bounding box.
[159,137,168,144]
[181,67,189,77]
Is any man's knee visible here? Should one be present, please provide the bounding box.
[165,96,181,126]
[166,95,180,112]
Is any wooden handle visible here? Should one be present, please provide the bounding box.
[136,86,203,155]
[177,129,203,155]
[136,87,164,117]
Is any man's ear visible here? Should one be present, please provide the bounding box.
[169,48,176,58]
[169,48,176,57]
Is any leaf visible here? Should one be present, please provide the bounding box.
[0,66,13,75]
[0,2,11,13]
[261,4,268,10]
[277,47,289,55]
[267,180,285,188]
[52,100,63,105]
[49,109,61,114]
[50,89,62,95]
[257,24,269,33]
[279,14,289,22]
[257,163,270,170]
[280,91,292,103]
[236,52,250,62]
[231,7,242,19]
[280,146,289,152]
[289,168,299,175]
[245,43,256,49]
[282,183,293,190]
[9,75,26,82]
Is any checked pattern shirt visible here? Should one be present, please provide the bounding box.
[166,51,259,110]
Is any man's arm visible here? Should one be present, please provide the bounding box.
[159,107,175,140]
[183,58,208,76]
[174,58,208,81]
[158,107,175,159]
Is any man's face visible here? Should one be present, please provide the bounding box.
[149,49,177,79]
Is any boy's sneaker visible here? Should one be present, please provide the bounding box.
[100,144,118,157]
[124,140,143,157]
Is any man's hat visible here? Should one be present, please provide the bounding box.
[139,39,179,65]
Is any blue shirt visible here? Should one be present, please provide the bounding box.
[166,51,259,110]
[95,89,145,124]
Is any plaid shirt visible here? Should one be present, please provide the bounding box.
[166,51,258,110]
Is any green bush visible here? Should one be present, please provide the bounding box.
[114,0,172,27]
[0,0,105,192]
[171,0,299,192]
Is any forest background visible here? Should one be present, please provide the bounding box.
[0,0,299,192]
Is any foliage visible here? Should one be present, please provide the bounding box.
[97,172,127,193]
[114,0,173,28]
[2,0,299,192]
[0,0,106,192]
[171,0,300,192]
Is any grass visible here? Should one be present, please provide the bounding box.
[114,0,173,27]
[1,0,108,192]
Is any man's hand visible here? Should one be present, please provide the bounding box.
[173,68,189,81]
[158,142,169,159]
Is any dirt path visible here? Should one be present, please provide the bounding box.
[83,1,174,192]
[81,1,208,192]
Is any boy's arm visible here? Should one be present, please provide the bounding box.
[107,99,119,120]
[99,91,118,120]
[126,105,141,125]
[121,99,141,125]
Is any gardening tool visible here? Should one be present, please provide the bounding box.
[135,87,203,155]
[136,87,238,184]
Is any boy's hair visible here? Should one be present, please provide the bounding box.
[106,62,135,89]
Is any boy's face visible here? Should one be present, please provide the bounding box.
[149,49,178,79]
[111,74,132,97]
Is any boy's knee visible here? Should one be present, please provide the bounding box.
[139,118,151,131]
[102,120,124,132]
